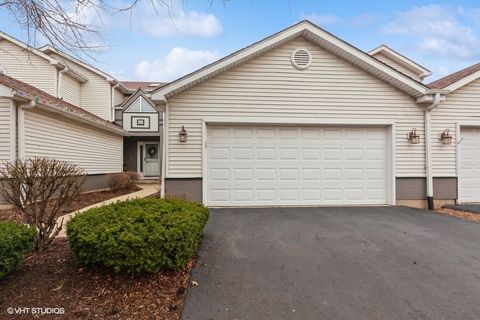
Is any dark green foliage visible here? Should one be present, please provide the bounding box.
[66,198,209,273]
[0,221,36,279]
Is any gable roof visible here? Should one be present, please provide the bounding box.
[428,63,480,91]
[369,45,431,80]
[120,81,168,92]
[0,31,88,83]
[152,20,430,100]
[0,73,126,135]
[116,88,158,112]
[38,45,129,93]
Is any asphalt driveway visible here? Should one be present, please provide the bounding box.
[181,206,480,320]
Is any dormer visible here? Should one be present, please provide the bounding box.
[369,45,431,82]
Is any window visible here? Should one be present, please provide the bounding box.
[126,96,156,113]
[0,65,5,74]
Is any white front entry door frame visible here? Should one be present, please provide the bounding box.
[137,141,161,178]
[201,118,396,207]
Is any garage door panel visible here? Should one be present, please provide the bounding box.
[206,125,388,206]
[459,128,480,202]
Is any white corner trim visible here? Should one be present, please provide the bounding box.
[201,119,207,206]
[455,121,460,204]
[9,100,16,161]
[17,107,25,159]
[389,124,396,205]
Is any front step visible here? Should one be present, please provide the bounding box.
[137,178,161,184]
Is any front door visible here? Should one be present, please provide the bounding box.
[143,143,160,177]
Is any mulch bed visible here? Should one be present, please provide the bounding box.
[0,187,140,223]
[0,238,194,319]
[435,207,480,222]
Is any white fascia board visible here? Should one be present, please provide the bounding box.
[369,45,431,78]
[152,21,429,101]
[310,32,428,95]
[444,69,480,92]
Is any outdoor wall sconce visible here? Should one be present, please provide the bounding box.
[439,129,453,145]
[407,128,420,144]
[179,125,188,142]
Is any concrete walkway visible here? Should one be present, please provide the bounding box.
[56,183,159,237]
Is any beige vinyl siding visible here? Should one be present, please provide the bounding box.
[114,88,125,106]
[372,53,421,82]
[0,98,14,167]
[430,78,480,177]
[167,37,425,178]
[0,39,57,95]
[48,53,111,120]
[23,108,123,174]
[61,73,81,106]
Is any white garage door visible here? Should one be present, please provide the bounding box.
[206,125,388,206]
[459,128,480,202]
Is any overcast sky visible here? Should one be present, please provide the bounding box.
[1,0,480,83]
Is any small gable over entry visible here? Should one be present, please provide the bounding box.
[116,89,160,133]
[125,96,157,113]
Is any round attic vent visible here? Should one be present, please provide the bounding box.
[291,48,312,70]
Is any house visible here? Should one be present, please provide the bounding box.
[0,32,164,191]
[152,20,461,209]
[2,20,480,209]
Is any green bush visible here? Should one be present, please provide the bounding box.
[66,198,209,273]
[0,221,36,279]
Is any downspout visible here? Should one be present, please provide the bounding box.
[425,93,441,210]
[17,98,38,159]
[111,83,120,122]
[160,98,168,198]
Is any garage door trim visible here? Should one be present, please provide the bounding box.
[201,118,396,207]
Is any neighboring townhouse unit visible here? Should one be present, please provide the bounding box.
[0,73,126,190]
[0,32,164,190]
[152,20,463,209]
[428,64,480,204]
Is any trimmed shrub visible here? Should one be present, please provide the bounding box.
[66,198,209,273]
[0,221,36,279]
[106,171,138,192]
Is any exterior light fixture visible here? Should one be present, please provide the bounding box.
[179,125,188,142]
[439,129,453,145]
[407,128,420,144]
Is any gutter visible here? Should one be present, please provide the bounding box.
[424,92,441,210]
